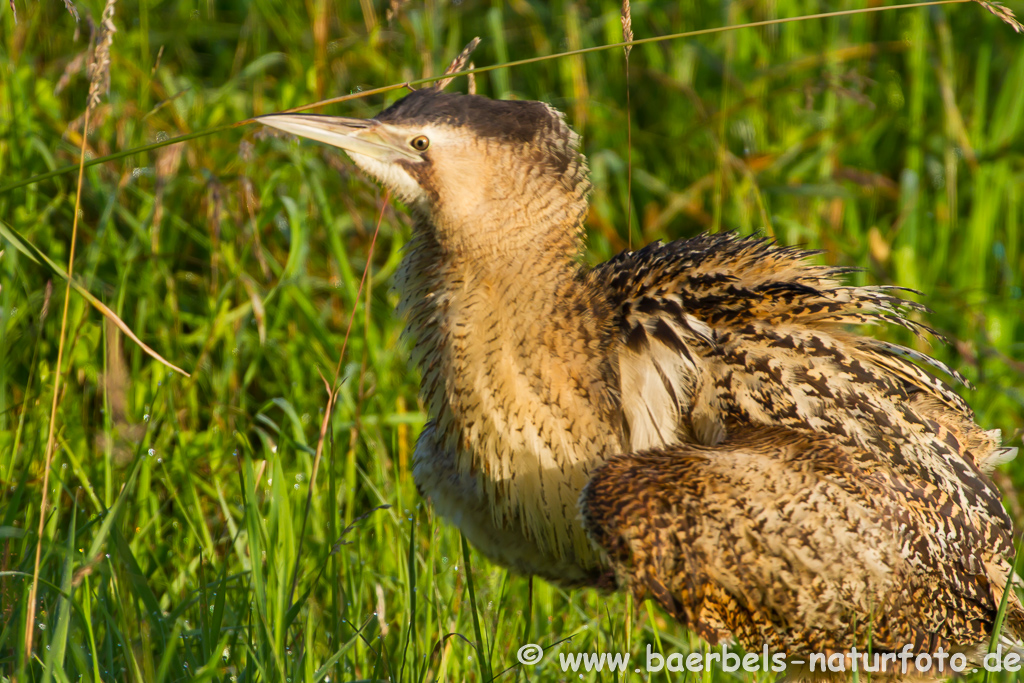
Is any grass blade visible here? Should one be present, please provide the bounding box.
[0,219,189,376]
[461,533,492,683]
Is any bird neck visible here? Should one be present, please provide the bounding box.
[414,142,591,263]
[398,206,587,341]
[395,212,622,570]
[396,204,622,451]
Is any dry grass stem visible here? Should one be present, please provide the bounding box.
[435,37,481,92]
[385,0,408,25]
[62,0,80,22]
[288,192,390,608]
[3,0,980,199]
[54,50,89,96]
[25,95,93,663]
[622,0,634,248]
[87,0,117,111]
[972,0,1024,32]
[621,0,634,59]
[26,0,117,658]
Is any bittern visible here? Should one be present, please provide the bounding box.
[261,87,1021,673]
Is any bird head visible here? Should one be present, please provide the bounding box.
[260,88,591,256]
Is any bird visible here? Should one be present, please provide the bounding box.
[260,81,1022,676]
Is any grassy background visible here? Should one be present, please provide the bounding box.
[2,0,1024,681]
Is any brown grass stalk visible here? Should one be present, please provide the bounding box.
[972,0,1024,32]
[4,0,999,200]
[288,190,391,609]
[23,88,92,662]
[24,0,115,658]
[621,0,634,250]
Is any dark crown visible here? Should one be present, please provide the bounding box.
[376,89,566,146]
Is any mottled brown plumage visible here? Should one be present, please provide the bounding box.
[261,86,1021,677]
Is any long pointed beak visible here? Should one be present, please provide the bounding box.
[258,113,419,161]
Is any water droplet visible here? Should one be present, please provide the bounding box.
[148,448,155,457]
[143,414,150,422]
[37,623,46,630]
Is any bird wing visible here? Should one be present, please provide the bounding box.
[581,427,1024,655]
[589,232,1015,556]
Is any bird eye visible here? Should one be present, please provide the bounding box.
[410,135,430,151]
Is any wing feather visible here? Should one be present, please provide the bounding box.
[589,232,1015,556]
[581,428,1024,656]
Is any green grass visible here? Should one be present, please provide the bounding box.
[1,0,1023,681]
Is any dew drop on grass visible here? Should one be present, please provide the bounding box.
[37,623,46,630]
[442,557,448,564]
[143,414,150,422]
[148,448,155,457]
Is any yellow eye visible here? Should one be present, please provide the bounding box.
[410,135,430,151]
